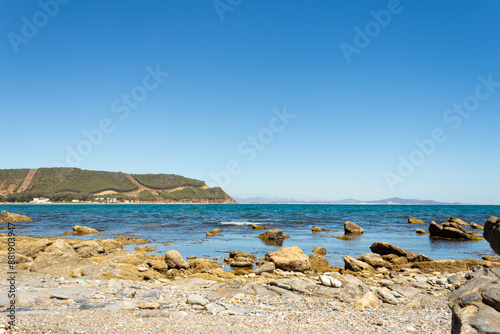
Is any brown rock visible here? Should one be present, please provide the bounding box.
[188,258,219,273]
[134,246,158,253]
[312,247,327,255]
[429,221,482,241]
[251,224,265,230]
[0,211,33,223]
[408,216,426,224]
[265,246,311,272]
[357,253,392,269]
[309,253,331,272]
[343,255,374,272]
[448,216,470,226]
[354,291,380,310]
[0,251,33,264]
[344,221,363,234]
[415,229,428,234]
[17,238,52,258]
[258,229,290,246]
[206,228,222,237]
[73,240,105,258]
[72,225,99,235]
[255,262,275,275]
[485,216,500,256]
[470,222,484,230]
[369,242,432,262]
[164,250,188,269]
[45,239,77,255]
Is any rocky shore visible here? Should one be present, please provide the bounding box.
[1,212,500,333]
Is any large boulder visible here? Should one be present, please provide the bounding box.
[255,262,275,275]
[265,246,311,272]
[343,255,373,272]
[309,254,331,272]
[344,221,363,234]
[258,229,289,241]
[448,217,470,226]
[0,211,33,223]
[72,225,99,235]
[45,239,77,255]
[485,216,500,256]
[429,221,482,240]
[408,216,426,224]
[17,238,52,258]
[164,250,188,269]
[73,240,105,258]
[312,247,327,255]
[369,242,432,262]
[449,267,500,334]
[30,249,80,273]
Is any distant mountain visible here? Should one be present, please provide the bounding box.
[234,196,462,205]
[0,168,235,204]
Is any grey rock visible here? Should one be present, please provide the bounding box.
[143,289,162,299]
[164,250,188,269]
[218,302,248,315]
[343,255,373,272]
[255,262,275,275]
[50,293,69,300]
[205,302,226,314]
[186,294,208,306]
[373,287,399,305]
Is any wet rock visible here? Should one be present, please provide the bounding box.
[354,291,380,310]
[408,217,426,224]
[251,224,265,230]
[312,247,327,255]
[483,256,500,263]
[343,256,373,272]
[309,254,331,272]
[0,211,33,223]
[357,253,392,269]
[448,217,470,226]
[258,229,290,246]
[429,221,482,241]
[164,250,188,269]
[228,250,257,262]
[265,246,311,272]
[17,238,52,258]
[470,222,484,230]
[206,228,222,237]
[484,216,500,255]
[369,242,432,262]
[73,240,105,258]
[335,235,352,241]
[255,261,275,275]
[344,221,363,234]
[72,225,99,235]
[416,229,428,234]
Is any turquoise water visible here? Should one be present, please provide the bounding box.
[1,204,498,266]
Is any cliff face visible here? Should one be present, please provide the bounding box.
[0,168,236,204]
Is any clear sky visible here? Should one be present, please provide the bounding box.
[1,1,499,204]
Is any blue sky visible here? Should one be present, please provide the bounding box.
[1,0,499,204]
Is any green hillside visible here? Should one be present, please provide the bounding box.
[131,174,205,190]
[0,168,235,204]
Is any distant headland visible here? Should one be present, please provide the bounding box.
[0,168,235,204]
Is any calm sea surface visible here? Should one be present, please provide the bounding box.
[1,204,498,266]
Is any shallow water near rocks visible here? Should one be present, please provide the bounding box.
[1,204,497,266]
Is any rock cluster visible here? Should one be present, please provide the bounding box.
[206,228,222,237]
[429,221,482,240]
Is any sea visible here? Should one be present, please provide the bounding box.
[1,204,498,267]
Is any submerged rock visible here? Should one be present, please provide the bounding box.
[408,216,426,224]
[485,216,500,255]
[251,224,265,230]
[369,242,432,262]
[344,221,363,234]
[265,246,311,272]
[429,221,482,241]
[206,228,222,237]
[312,247,327,255]
[0,211,33,223]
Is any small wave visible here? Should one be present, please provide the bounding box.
[218,221,260,226]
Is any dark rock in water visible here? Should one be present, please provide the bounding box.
[344,221,363,234]
[408,216,426,224]
[470,222,484,230]
[485,216,500,256]
[369,242,432,262]
[258,229,289,246]
[449,267,500,334]
[429,221,482,240]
